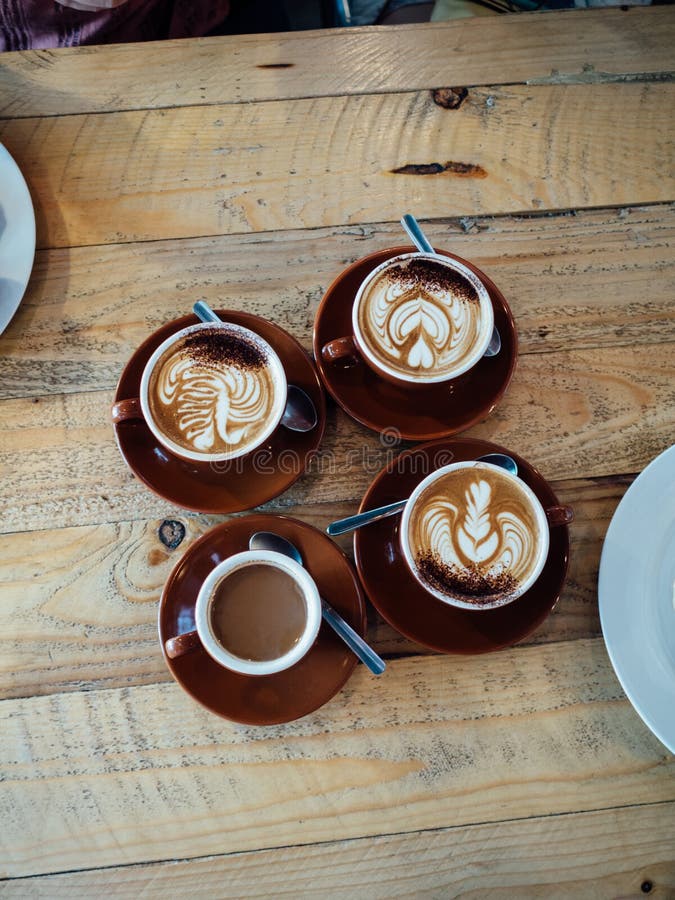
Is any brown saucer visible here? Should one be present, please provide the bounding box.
[113,311,326,514]
[159,515,367,724]
[353,438,570,654]
[313,247,517,440]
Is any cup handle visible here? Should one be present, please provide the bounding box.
[545,505,574,527]
[164,630,201,660]
[111,397,143,424]
[321,336,360,367]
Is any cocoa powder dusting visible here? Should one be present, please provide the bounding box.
[183,330,267,370]
[386,258,479,304]
[416,551,517,605]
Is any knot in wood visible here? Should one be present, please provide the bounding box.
[158,519,186,550]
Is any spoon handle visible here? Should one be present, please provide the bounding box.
[321,599,385,675]
[326,499,407,536]
[401,214,434,254]
[326,454,517,536]
[193,300,221,323]
[193,299,317,432]
[400,215,501,359]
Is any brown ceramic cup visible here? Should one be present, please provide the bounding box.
[321,252,495,387]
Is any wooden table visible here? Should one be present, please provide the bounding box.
[1,8,674,895]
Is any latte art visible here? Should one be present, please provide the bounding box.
[155,356,272,452]
[146,326,284,459]
[356,256,491,381]
[407,466,544,605]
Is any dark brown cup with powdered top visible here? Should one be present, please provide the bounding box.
[111,322,288,464]
[400,460,573,611]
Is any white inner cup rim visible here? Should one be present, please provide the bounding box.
[139,321,288,462]
[352,252,495,384]
[195,550,322,676]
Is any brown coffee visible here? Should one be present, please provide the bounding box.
[209,564,307,661]
[406,464,544,606]
[356,255,491,382]
[147,325,283,458]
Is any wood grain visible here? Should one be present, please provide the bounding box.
[0,18,672,887]
[1,83,673,249]
[1,638,673,878]
[1,205,673,400]
[1,7,673,118]
[1,339,672,535]
[1,802,672,897]
[0,475,620,701]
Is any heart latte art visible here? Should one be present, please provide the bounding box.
[147,327,283,458]
[407,466,544,606]
[356,257,491,381]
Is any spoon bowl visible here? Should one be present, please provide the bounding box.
[248,531,386,675]
[249,530,304,565]
[281,385,318,432]
[474,452,517,476]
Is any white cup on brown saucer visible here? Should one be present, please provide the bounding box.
[112,321,288,464]
[400,461,572,610]
[164,549,322,676]
[321,252,495,387]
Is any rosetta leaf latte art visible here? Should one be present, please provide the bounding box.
[417,476,535,583]
[458,480,499,561]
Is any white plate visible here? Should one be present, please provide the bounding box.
[599,444,675,753]
[0,143,36,335]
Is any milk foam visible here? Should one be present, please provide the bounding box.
[145,325,283,459]
[156,355,272,453]
[417,478,535,584]
[406,466,544,603]
[356,256,490,381]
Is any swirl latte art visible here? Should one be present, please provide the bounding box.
[147,326,283,459]
[356,256,491,381]
[407,465,544,606]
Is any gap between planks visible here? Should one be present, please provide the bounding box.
[1,7,674,118]
[1,72,673,125]
[5,198,674,254]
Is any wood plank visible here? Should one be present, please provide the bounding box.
[1,8,673,118]
[1,638,673,877]
[1,206,674,400]
[1,802,672,897]
[0,339,672,535]
[0,475,620,700]
[1,83,673,250]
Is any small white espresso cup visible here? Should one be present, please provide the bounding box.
[321,252,495,386]
[400,461,559,610]
[112,321,288,464]
[164,550,322,676]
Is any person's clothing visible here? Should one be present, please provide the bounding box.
[0,0,230,50]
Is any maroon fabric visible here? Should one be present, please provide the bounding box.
[0,0,230,50]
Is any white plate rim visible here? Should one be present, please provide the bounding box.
[0,142,36,335]
[598,443,675,754]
